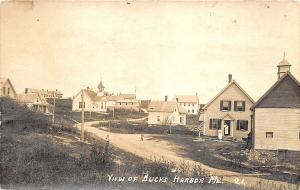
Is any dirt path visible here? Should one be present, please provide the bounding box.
[76,121,298,190]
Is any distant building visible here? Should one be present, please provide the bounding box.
[114,93,139,111]
[251,56,300,151]
[115,99,140,111]
[148,96,187,126]
[72,80,138,112]
[174,95,199,115]
[72,89,108,112]
[25,88,63,99]
[199,74,254,140]
[0,78,17,99]
[16,93,51,114]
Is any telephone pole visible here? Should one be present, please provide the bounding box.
[81,90,85,142]
[52,96,56,123]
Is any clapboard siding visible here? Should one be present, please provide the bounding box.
[254,108,300,151]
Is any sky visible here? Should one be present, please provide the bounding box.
[1,1,300,103]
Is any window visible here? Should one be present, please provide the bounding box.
[174,108,177,112]
[234,101,245,112]
[180,117,184,124]
[119,102,121,105]
[237,120,248,131]
[188,109,190,113]
[7,88,10,95]
[266,132,273,138]
[79,102,85,108]
[157,116,160,122]
[220,100,231,111]
[192,109,194,113]
[188,103,190,106]
[2,87,5,95]
[184,103,186,106]
[209,119,221,130]
[126,103,128,106]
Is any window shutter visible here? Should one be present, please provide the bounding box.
[220,101,223,111]
[209,119,212,129]
[237,120,240,130]
[242,101,246,111]
[228,101,232,111]
[245,120,248,130]
[234,101,237,111]
[218,119,222,129]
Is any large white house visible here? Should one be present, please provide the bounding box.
[174,95,199,115]
[199,74,255,140]
[148,97,187,126]
[251,57,300,151]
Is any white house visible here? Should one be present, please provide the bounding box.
[251,57,300,151]
[16,93,51,114]
[148,97,187,126]
[199,74,255,140]
[0,78,17,99]
[174,95,199,115]
[72,89,108,112]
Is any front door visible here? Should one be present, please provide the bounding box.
[224,120,231,136]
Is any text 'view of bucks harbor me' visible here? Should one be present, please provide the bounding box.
[0,1,300,190]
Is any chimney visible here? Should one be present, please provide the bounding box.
[176,98,179,102]
[165,96,168,102]
[25,88,28,94]
[228,74,232,83]
[56,89,58,91]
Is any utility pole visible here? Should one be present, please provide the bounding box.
[52,96,56,123]
[81,90,85,142]
[112,107,115,118]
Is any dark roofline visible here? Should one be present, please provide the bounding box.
[251,72,300,110]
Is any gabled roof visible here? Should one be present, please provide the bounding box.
[105,95,123,101]
[148,101,186,114]
[119,93,136,99]
[174,95,199,103]
[251,72,300,109]
[0,78,17,95]
[202,80,255,110]
[17,93,49,105]
[73,89,97,100]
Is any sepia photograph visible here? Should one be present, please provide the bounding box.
[0,0,300,189]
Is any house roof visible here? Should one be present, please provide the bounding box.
[202,80,255,110]
[0,78,17,95]
[73,89,97,100]
[105,95,123,101]
[148,101,186,114]
[251,72,300,109]
[174,95,199,103]
[27,88,63,96]
[17,93,49,105]
[117,99,139,103]
[119,93,136,99]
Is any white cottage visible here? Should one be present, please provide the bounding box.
[17,93,51,114]
[148,97,187,126]
[199,75,255,140]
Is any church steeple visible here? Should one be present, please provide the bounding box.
[277,52,291,80]
[97,73,105,96]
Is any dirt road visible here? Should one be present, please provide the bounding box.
[76,121,298,190]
